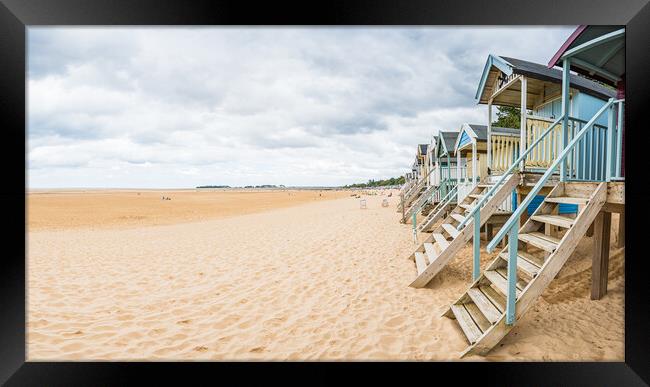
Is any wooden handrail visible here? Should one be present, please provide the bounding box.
[456,115,565,231]
[487,98,620,253]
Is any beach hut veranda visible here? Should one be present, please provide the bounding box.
[474,54,616,217]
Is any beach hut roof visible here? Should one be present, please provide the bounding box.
[418,143,428,157]
[475,54,616,106]
[454,124,519,152]
[548,26,624,88]
[467,124,519,141]
[436,130,460,157]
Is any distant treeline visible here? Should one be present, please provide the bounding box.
[343,176,405,188]
[196,184,287,189]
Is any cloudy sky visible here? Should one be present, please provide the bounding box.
[28,26,575,188]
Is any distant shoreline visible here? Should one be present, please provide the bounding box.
[27,186,399,194]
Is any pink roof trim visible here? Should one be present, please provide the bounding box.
[547,25,587,68]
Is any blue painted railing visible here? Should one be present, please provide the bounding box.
[418,181,458,231]
[486,98,624,325]
[434,181,458,214]
[411,179,447,234]
[561,117,609,182]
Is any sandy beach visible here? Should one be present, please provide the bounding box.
[27,190,624,360]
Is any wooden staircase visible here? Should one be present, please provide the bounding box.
[418,198,455,233]
[408,173,520,288]
[444,182,607,357]
[397,176,428,213]
[401,183,438,223]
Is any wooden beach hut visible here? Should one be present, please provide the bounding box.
[411,130,471,233]
[441,28,625,357]
[399,143,440,223]
[397,145,433,217]
[453,124,519,202]
[417,143,429,179]
[406,131,465,228]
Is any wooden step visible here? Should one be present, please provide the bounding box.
[423,242,437,263]
[519,232,560,253]
[414,252,428,275]
[467,288,501,324]
[496,268,528,291]
[469,194,484,200]
[480,285,505,313]
[544,196,589,205]
[432,233,450,250]
[499,251,541,279]
[478,184,493,188]
[459,203,473,210]
[451,213,466,223]
[517,249,545,267]
[442,223,461,239]
[450,304,482,344]
[530,214,574,229]
[484,270,522,298]
[465,301,492,332]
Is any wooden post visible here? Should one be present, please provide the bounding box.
[456,151,461,186]
[617,212,625,248]
[545,202,559,238]
[606,103,615,181]
[591,211,611,300]
[506,217,519,325]
[586,222,594,237]
[487,99,493,170]
[517,191,529,225]
[560,59,571,182]
[519,76,527,170]
[472,141,478,185]
[434,150,440,187]
[473,212,480,281]
[486,223,494,241]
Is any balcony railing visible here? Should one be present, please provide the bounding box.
[524,116,561,169]
[492,135,520,173]
[496,114,620,182]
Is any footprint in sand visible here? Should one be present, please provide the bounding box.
[385,316,405,328]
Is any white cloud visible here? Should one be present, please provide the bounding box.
[27,26,575,188]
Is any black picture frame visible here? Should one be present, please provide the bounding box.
[2,0,649,385]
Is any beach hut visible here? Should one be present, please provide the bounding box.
[397,145,434,217]
[434,130,464,196]
[413,130,473,234]
[475,54,615,178]
[547,25,625,180]
[400,143,444,223]
[442,28,625,357]
[417,143,429,180]
[424,135,438,188]
[453,124,519,202]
